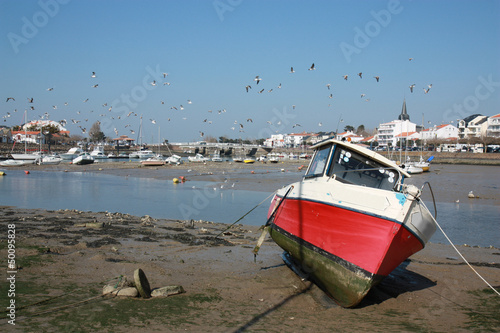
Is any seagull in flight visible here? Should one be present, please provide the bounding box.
[27,97,34,103]
[326,84,331,90]
[245,85,251,92]
[6,97,15,102]
[47,87,54,91]
[254,76,262,84]
[409,84,416,93]
[92,84,98,88]
[308,63,315,71]
[374,76,380,82]
[91,72,96,78]
[290,67,295,73]
[358,72,362,79]
[343,75,348,81]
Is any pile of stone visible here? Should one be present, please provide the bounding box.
[102,268,185,298]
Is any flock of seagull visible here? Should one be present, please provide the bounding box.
[3,58,432,140]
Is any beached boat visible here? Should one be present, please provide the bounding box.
[265,139,437,307]
[61,147,84,160]
[141,157,166,166]
[401,163,424,174]
[232,156,244,163]
[165,154,182,165]
[243,157,255,164]
[36,154,62,165]
[188,153,209,163]
[211,153,223,162]
[0,159,34,166]
[72,153,94,165]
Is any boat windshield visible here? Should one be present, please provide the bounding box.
[305,144,332,178]
[327,146,400,191]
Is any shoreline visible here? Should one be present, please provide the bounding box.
[1,161,499,331]
[0,206,499,332]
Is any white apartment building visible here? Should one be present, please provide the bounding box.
[486,113,500,137]
[420,124,458,141]
[457,115,488,139]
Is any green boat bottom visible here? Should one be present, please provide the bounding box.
[269,225,384,308]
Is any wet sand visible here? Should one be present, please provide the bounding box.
[1,162,499,332]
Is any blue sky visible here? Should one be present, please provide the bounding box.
[1,0,499,143]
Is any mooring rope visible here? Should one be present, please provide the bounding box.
[420,199,500,297]
[214,190,277,239]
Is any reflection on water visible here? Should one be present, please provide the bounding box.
[0,170,271,226]
[1,165,498,247]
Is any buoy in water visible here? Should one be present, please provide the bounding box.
[251,171,255,174]
[173,178,180,184]
[179,176,185,182]
[24,170,30,174]
[0,171,6,176]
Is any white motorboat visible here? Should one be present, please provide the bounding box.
[188,153,209,162]
[165,154,182,165]
[37,154,62,165]
[211,153,223,162]
[401,163,424,174]
[90,147,108,159]
[129,149,155,159]
[141,157,166,166]
[72,153,94,165]
[61,147,84,160]
[0,159,34,166]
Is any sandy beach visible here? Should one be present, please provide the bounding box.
[1,162,499,332]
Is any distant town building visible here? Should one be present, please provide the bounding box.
[376,100,418,147]
[0,127,12,143]
[486,113,500,137]
[420,124,458,141]
[335,131,364,143]
[457,115,488,139]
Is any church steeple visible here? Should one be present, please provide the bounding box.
[398,98,410,121]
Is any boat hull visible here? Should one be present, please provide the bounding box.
[269,196,426,307]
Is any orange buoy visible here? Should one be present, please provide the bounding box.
[24,170,30,174]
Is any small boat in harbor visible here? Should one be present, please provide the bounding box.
[243,157,255,164]
[36,154,62,165]
[165,154,182,165]
[72,153,94,165]
[90,146,108,159]
[0,159,34,167]
[141,157,166,166]
[188,153,209,163]
[129,149,155,159]
[265,139,437,307]
[61,147,84,160]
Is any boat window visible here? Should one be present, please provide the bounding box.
[327,147,400,190]
[305,144,332,178]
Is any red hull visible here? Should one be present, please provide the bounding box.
[269,197,424,277]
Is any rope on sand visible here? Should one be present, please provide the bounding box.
[420,182,500,296]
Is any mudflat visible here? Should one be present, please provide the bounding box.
[0,161,499,332]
